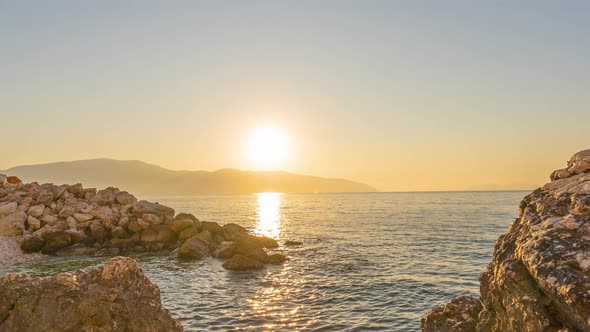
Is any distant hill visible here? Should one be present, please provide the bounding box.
[1,159,377,195]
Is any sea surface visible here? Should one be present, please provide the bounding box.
[1,191,527,331]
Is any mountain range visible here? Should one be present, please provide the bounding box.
[1,159,377,195]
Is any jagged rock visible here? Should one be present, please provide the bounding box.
[0,211,26,236]
[40,230,72,253]
[73,212,94,222]
[222,254,264,270]
[175,212,198,222]
[65,229,87,244]
[142,213,162,225]
[422,149,590,332]
[421,295,482,332]
[0,257,183,331]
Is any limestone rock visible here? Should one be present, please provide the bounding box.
[212,241,236,259]
[0,257,183,331]
[423,149,590,332]
[0,202,17,215]
[178,232,211,260]
[132,200,175,219]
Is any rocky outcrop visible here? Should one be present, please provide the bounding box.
[0,256,183,331]
[0,175,288,270]
[422,149,590,331]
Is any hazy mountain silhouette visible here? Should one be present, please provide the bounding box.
[1,159,377,195]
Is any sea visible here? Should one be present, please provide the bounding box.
[0,191,526,331]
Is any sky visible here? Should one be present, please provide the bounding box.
[1,1,589,191]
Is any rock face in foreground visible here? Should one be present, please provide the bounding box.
[0,256,183,331]
[0,175,287,270]
[422,149,590,332]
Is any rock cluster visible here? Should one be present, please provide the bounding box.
[0,256,183,331]
[0,176,286,270]
[422,149,590,331]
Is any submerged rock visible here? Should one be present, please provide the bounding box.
[0,256,183,331]
[222,254,264,270]
[422,149,590,331]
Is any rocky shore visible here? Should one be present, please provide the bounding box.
[422,150,590,331]
[0,174,287,270]
[0,256,183,331]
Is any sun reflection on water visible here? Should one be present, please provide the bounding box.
[255,192,282,238]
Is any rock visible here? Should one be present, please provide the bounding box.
[284,240,303,246]
[115,191,137,205]
[94,247,121,256]
[201,221,224,237]
[56,243,97,256]
[127,221,142,233]
[178,225,199,242]
[138,218,151,230]
[222,254,264,270]
[6,176,21,185]
[86,205,113,222]
[212,241,236,259]
[41,230,72,253]
[152,224,177,246]
[20,234,45,253]
[26,204,45,218]
[89,221,107,242]
[0,257,183,331]
[40,214,58,225]
[26,215,41,231]
[140,228,158,243]
[0,211,26,236]
[169,218,196,233]
[421,295,482,332]
[223,223,249,240]
[423,149,590,332]
[178,232,211,260]
[36,189,54,205]
[0,174,6,186]
[0,202,17,215]
[111,225,128,239]
[142,213,162,225]
[68,183,83,194]
[65,229,87,244]
[132,200,175,219]
[266,253,287,264]
[233,236,270,263]
[175,212,198,222]
[73,212,94,222]
[89,187,117,205]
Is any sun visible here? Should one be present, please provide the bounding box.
[246,126,289,170]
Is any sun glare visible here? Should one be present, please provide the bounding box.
[246,126,289,170]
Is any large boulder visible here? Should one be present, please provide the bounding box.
[422,149,590,332]
[0,256,183,331]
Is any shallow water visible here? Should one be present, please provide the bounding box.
[0,191,525,331]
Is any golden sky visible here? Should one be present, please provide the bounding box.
[1,2,589,191]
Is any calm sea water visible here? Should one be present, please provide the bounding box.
[1,192,525,331]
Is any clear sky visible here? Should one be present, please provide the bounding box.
[1,1,589,191]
